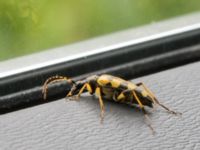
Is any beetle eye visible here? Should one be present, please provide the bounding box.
[71,80,76,85]
[70,83,84,95]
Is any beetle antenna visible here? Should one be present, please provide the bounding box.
[42,75,74,100]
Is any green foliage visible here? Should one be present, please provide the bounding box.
[0,0,200,61]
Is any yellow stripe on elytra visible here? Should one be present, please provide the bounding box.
[141,90,148,97]
[127,83,137,90]
[111,79,121,88]
[117,93,125,100]
[97,78,110,86]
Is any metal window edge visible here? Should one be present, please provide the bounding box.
[1,12,200,113]
[1,12,200,78]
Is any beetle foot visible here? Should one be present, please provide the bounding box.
[68,95,80,101]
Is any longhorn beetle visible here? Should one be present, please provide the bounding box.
[42,74,181,133]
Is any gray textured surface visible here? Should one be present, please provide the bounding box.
[1,62,200,150]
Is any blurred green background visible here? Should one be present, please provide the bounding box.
[0,0,200,61]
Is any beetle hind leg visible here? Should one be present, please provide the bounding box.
[132,90,155,134]
[154,98,182,115]
[136,82,157,105]
[136,82,181,115]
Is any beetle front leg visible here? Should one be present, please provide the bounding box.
[66,84,79,100]
[66,82,93,101]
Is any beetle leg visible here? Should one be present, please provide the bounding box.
[154,98,182,115]
[133,90,155,134]
[136,82,155,97]
[95,87,105,123]
[66,84,78,100]
[136,82,181,115]
[42,76,74,100]
[136,82,157,104]
[77,83,93,97]
[116,89,130,102]
[67,83,93,100]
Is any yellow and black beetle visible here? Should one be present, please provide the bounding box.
[42,74,181,132]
